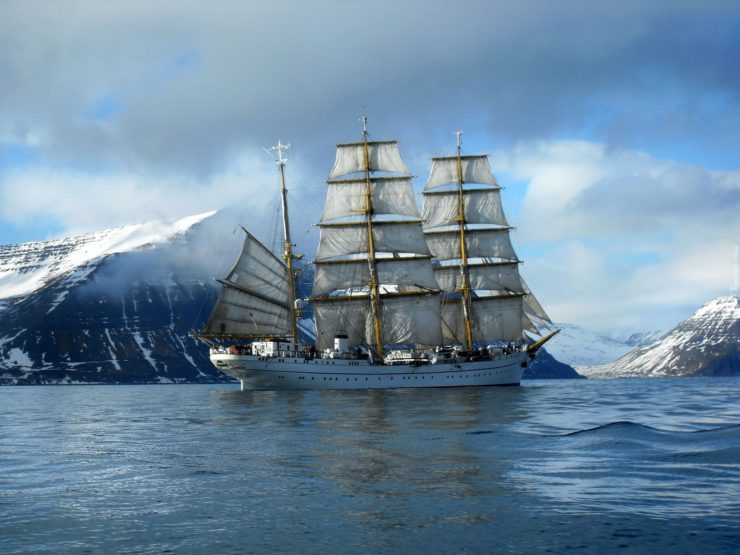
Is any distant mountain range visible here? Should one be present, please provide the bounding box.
[579,296,739,378]
[0,211,579,384]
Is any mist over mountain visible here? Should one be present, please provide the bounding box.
[0,212,228,384]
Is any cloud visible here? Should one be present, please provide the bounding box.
[0,0,738,177]
[1,1,738,332]
[0,149,323,255]
[498,140,740,332]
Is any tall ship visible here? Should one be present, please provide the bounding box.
[197,120,557,390]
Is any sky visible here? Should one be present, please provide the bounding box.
[0,0,738,334]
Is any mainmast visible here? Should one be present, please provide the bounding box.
[311,121,442,352]
[454,131,474,351]
[269,139,299,343]
[361,115,385,360]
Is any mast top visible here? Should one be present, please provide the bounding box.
[268,139,291,167]
[360,108,368,136]
[454,130,463,153]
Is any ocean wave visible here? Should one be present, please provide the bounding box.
[559,421,740,437]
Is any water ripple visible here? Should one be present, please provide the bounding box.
[0,378,738,554]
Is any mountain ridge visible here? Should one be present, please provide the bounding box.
[579,296,739,378]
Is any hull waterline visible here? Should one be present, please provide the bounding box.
[210,351,527,390]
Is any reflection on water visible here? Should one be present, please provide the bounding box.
[0,379,738,554]
[211,386,533,540]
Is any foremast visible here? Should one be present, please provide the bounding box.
[198,141,299,343]
[269,140,300,343]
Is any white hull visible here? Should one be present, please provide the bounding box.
[210,351,527,390]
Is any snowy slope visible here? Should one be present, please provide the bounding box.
[0,210,231,384]
[0,211,216,304]
[624,329,667,347]
[581,296,739,378]
[542,323,635,367]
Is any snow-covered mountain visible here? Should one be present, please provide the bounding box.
[0,212,215,306]
[580,296,739,378]
[542,323,636,367]
[623,329,667,347]
[0,211,234,384]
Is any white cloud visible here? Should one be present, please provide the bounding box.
[498,140,740,332]
[0,150,322,254]
[1,1,738,175]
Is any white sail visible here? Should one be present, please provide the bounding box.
[313,294,442,350]
[471,296,525,342]
[521,276,552,330]
[202,232,291,337]
[422,189,509,229]
[316,222,431,260]
[204,287,290,338]
[313,256,437,297]
[421,148,534,345]
[314,136,443,350]
[322,177,420,222]
[441,296,524,343]
[434,262,523,294]
[424,228,518,262]
[425,155,498,190]
[330,141,409,178]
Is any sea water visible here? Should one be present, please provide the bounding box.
[1,378,738,554]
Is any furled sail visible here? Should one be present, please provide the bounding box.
[422,154,526,343]
[313,139,442,351]
[201,231,292,338]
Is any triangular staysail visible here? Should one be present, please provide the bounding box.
[200,231,292,339]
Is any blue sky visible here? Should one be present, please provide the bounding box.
[1,0,738,333]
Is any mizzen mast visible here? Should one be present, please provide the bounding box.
[422,132,532,346]
[268,139,299,343]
